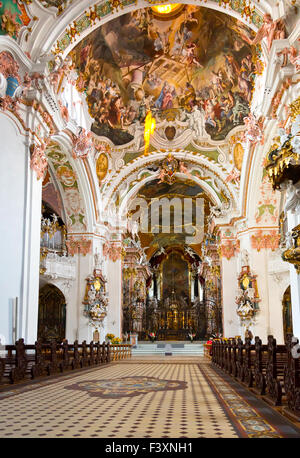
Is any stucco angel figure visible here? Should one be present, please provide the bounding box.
[127,218,139,239]
[179,161,192,179]
[278,127,290,146]
[94,248,103,269]
[158,167,167,183]
[285,231,294,249]
[242,13,286,52]
[276,46,300,72]
[242,113,264,145]
[72,127,93,159]
[225,166,240,183]
[291,135,300,155]
[189,105,206,138]
[129,120,144,151]
[241,249,250,267]
[283,180,300,214]
[87,287,97,304]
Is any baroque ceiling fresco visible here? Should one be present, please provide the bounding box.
[70,4,262,145]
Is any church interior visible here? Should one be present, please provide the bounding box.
[0,0,300,441]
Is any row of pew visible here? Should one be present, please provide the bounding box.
[212,334,300,418]
[0,339,132,385]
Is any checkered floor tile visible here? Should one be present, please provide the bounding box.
[0,358,299,438]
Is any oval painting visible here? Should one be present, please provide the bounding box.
[233,143,244,171]
[96,153,108,182]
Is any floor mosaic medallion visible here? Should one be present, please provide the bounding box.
[64,376,187,399]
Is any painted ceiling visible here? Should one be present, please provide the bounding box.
[70,4,261,145]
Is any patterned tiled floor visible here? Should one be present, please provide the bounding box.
[0,358,299,438]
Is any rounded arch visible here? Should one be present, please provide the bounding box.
[245,119,281,226]
[38,283,66,342]
[101,150,238,218]
[119,172,221,218]
[41,1,266,61]
[44,135,97,233]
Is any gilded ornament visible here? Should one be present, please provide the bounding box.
[290,96,300,123]
[96,153,108,182]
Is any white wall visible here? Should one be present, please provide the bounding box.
[221,256,240,338]
[106,258,122,339]
[0,114,41,344]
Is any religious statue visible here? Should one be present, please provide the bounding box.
[291,134,300,155]
[243,13,286,52]
[241,249,250,267]
[235,266,260,324]
[58,100,69,123]
[276,46,300,72]
[225,166,240,183]
[179,161,192,179]
[30,139,50,180]
[129,119,144,151]
[283,180,300,214]
[188,105,206,138]
[72,127,93,159]
[242,113,264,145]
[94,248,102,270]
[236,290,255,320]
[83,272,108,327]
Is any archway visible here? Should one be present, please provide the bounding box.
[38,284,66,342]
[121,172,220,340]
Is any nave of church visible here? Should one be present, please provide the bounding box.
[0,0,300,441]
[1,356,300,439]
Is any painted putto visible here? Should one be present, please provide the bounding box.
[69,5,262,145]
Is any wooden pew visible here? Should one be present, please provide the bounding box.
[265,335,287,406]
[59,340,70,372]
[89,341,96,366]
[31,340,47,378]
[225,340,232,374]
[45,341,59,375]
[71,340,81,369]
[236,338,245,382]
[242,338,256,388]
[220,341,227,371]
[8,339,28,383]
[0,339,37,384]
[79,341,89,368]
[229,339,238,377]
[283,334,300,418]
[215,340,221,367]
[253,336,268,395]
[211,340,216,364]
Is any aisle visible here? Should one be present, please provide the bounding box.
[0,358,299,438]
